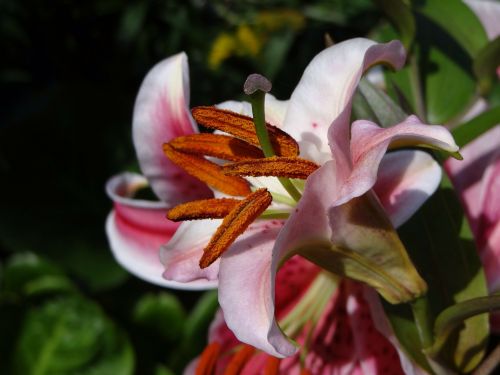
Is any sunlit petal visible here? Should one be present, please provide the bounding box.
[133,52,212,205]
[160,220,221,284]
[282,38,405,164]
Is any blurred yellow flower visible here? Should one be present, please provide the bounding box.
[208,33,236,69]
[207,9,305,70]
[256,9,305,32]
[235,25,261,57]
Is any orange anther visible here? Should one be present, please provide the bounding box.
[222,156,319,179]
[200,188,272,268]
[163,143,251,197]
[170,133,265,162]
[263,356,281,375]
[192,106,299,157]
[167,198,239,221]
[223,345,255,375]
[195,342,221,375]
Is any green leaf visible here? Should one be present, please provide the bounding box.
[353,78,408,127]
[428,295,500,357]
[374,0,415,48]
[416,14,476,124]
[2,253,76,298]
[13,297,134,375]
[473,36,500,95]
[374,20,476,124]
[168,291,218,372]
[385,180,489,373]
[452,106,500,148]
[133,292,186,342]
[414,0,489,57]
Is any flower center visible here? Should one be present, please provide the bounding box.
[163,106,319,268]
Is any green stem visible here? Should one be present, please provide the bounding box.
[248,91,275,158]
[409,53,426,121]
[278,177,302,201]
[411,296,434,350]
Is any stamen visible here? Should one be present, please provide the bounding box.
[163,143,251,197]
[263,356,281,375]
[222,156,319,179]
[169,133,264,161]
[167,198,239,221]
[195,342,221,375]
[223,345,255,375]
[200,188,272,268]
[191,106,299,157]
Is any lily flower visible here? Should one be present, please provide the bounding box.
[445,126,500,330]
[105,38,459,367]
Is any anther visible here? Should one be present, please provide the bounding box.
[222,156,319,179]
[195,342,221,375]
[167,198,239,221]
[163,143,251,197]
[191,107,299,157]
[169,133,264,162]
[200,188,272,268]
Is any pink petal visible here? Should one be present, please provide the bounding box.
[445,126,500,325]
[365,287,429,375]
[339,116,457,206]
[217,220,299,358]
[281,38,406,164]
[464,0,500,40]
[160,220,221,284]
[374,150,442,228]
[106,173,213,289]
[133,52,212,205]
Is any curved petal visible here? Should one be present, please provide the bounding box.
[160,219,221,284]
[105,173,213,289]
[282,38,406,164]
[217,220,298,358]
[464,0,500,40]
[374,150,442,228]
[133,52,212,205]
[337,116,457,206]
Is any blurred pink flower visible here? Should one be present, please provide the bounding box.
[445,126,500,330]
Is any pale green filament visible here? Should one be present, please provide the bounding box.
[259,209,291,220]
[280,271,338,338]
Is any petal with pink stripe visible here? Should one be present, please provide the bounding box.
[133,52,212,205]
[106,172,214,289]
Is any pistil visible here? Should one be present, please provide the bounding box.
[243,73,303,201]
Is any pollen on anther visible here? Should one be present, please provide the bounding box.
[199,188,272,268]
